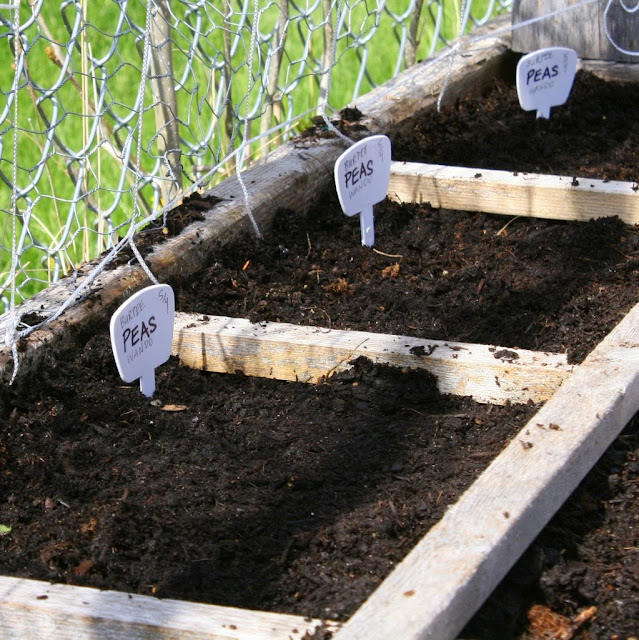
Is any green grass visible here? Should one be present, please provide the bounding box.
[0,0,502,306]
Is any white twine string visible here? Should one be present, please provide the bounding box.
[125,0,160,285]
[6,1,22,383]
[317,0,355,147]
[437,0,471,112]
[235,0,263,239]
[474,0,601,43]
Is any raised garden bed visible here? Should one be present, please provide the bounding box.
[1,16,639,640]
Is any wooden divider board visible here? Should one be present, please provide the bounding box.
[0,576,341,639]
[172,313,572,405]
[334,299,639,640]
[579,60,639,85]
[388,162,639,224]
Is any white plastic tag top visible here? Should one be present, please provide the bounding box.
[516,47,577,119]
[110,284,175,397]
[334,135,392,246]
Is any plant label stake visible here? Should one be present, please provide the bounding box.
[110,284,175,397]
[334,135,392,247]
[516,47,577,119]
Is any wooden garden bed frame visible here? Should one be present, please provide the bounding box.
[2,14,639,640]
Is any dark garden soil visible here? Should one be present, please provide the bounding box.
[1,70,639,639]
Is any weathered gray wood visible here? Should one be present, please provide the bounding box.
[172,313,572,405]
[149,0,183,203]
[512,0,639,62]
[334,299,639,640]
[0,577,339,639]
[355,15,513,125]
[580,59,639,84]
[388,162,639,224]
[0,18,512,385]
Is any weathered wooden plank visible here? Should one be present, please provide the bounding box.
[353,15,513,125]
[580,59,639,85]
[0,577,340,640]
[388,162,639,224]
[149,0,183,205]
[512,0,639,63]
[172,313,572,405]
[334,300,639,640]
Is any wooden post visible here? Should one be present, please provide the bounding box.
[149,0,183,207]
[259,0,288,152]
[512,0,639,62]
[319,0,334,110]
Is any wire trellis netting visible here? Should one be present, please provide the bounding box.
[0,0,511,316]
[8,0,637,380]
[2,0,637,348]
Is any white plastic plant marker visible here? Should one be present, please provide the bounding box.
[334,135,392,247]
[516,47,577,119]
[110,284,175,397]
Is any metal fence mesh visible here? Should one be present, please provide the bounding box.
[0,0,511,315]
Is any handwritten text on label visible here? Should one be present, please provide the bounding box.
[110,284,175,397]
[516,47,577,119]
[334,135,392,247]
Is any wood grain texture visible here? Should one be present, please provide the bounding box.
[334,301,639,640]
[172,313,572,405]
[0,577,340,640]
[388,162,639,224]
[354,15,513,128]
[580,59,639,84]
[512,0,639,62]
